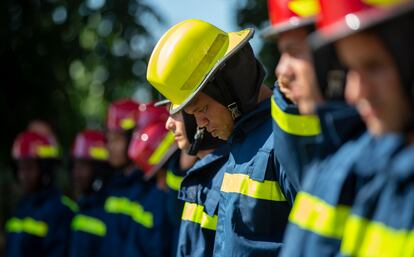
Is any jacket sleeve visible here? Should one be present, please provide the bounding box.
[272,86,322,192]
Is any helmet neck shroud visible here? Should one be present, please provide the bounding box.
[202,43,266,121]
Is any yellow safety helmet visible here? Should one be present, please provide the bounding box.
[147,19,254,114]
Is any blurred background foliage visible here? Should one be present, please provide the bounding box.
[1,0,162,165]
[0,0,277,255]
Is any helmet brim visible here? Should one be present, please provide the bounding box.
[169,28,255,115]
[309,2,414,50]
[154,99,171,107]
[261,17,315,40]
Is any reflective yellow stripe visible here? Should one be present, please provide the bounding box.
[182,202,217,230]
[104,196,153,228]
[89,146,109,160]
[363,0,408,7]
[105,196,131,215]
[130,201,154,228]
[341,215,414,257]
[289,192,350,239]
[166,170,183,191]
[61,196,79,213]
[71,214,106,236]
[120,118,135,130]
[148,132,175,165]
[221,173,286,202]
[288,0,320,17]
[271,97,321,136]
[6,217,48,237]
[36,145,59,158]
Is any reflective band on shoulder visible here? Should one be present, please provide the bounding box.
[220,173,287,202]
[36,145,59,158]
[6,217,48,237]
[148,132,175,165]
[61,195,79,213]
[271,97,321,136]
[104,196,153,228]
[89,146,109,161]
[130,201,154,229]
[289,192,350,239]
[341,215,414,257]
[105,196,131,215]
[166,170,183,191]
[182,202,217,231]
[71,214,106,236]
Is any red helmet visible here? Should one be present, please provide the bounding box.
[128,122,177,178]
[106,99,141,131]
[12,131,59,160]
[72,130,108,161]
[310,0,412,48]
[136,101,170,130]
[262,0,320,39]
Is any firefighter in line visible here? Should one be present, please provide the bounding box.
[6,131,75,257]
[159,99,227,257]
[125,103,178,257]
[98,99,142,257]
[279,0,414,256]
[262,0,366,191]
[156,99,198,257]
[69,130,113,257]
[147,19,297,256]
[318,1,414,256]
[100,99,175,257]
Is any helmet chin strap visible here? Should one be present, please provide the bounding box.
[187,127,205,156]
[206,70,242,121]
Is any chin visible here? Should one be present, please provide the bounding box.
[178,142,190,151]
[367,122,387,136]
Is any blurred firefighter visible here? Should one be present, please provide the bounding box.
[125,102,178,257]
[159,99,227,257]
[5,131,75,257]
[280,0,414,256]
[68,130,113,257]
[262,0,365,191]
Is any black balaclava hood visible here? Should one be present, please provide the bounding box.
[90,160,114,192]
[182,111,225,155]
[374,9,414,105]
[312,43,347,101]
[202,43,266,120]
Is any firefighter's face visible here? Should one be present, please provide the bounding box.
[17,159,42,193]
[72,160,93,195]
[336,32,412,135]
[165,112,190,151]
[184,92,234,140]
[276,28,323,114]
[106,130,129,168]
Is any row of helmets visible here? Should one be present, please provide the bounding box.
[263,0,411,45]
[12,99,177,178]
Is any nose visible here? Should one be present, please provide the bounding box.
[275,53,293,80]
[165,116,175,131]
[345,70,369,105]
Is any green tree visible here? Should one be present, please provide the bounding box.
[0,1,162,254]
[1,0,162,163]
